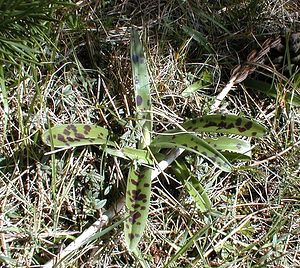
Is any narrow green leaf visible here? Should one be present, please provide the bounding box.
[163,224,212,268]
[151,133,232,172]
[182,26,214,54]
[185,176,212,213]
[42,124,112,148]
[124,165,152,251]
[180,114,268,137]
[105,147,152,164]
[204,137,252,160]
[243,78,300,107]
[173,160,212,213]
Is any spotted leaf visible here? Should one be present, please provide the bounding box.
[151,133,232,172]
[124,28,153,251]
[204,137,252,160]
[42,124,112,148]
[131,28,152,146]
[124,165,152,251]
[180,114,268,137]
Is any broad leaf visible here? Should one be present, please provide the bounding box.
[204,137,252,160]
[131,28,152,146]
[151,133,232,172]
[180,114,267,137]
[124,28,153,251]
[124,165,152,251]
[42,124,112,148]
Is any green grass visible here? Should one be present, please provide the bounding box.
[0,0,300,267]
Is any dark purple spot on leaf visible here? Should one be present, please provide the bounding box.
[210,156,216,162]
[57,134,66,142]
[136,95,143,106]
[84,125,91,134]
[132,54,139,63]
[129,211,141,224]
[131,190,147,201]
[69,125,77,132]
[131,179,139,186]
[75,133,85,139]
[245,121,253,129]
[235,118,242,126]
[63,129,71,136]
[140,206,146,210]
[238,127,246,132]
[128,233,135,240]
[225,123,234,129]
[132,204,140,209]
[218,121,227,129]
[66,137,74,142]
[252,132,257,136]
[144,183,150,187]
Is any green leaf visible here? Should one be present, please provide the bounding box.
[124,165,152,251]
[181,70,212,97]
[163,224,212,268]
[182,26,214,54]
[173,160,212,213]
[124,29,154,251]
[185,176,212,212]
[243,78,300,107]
[42,124,112,148]
[181,80,204,97]
[131,28,152,147]
[204,137,252,160]
[180,114,268,137]
[151,133,232,172]
[105,147,152,164]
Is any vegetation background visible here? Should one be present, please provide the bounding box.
[0,0,299,267]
